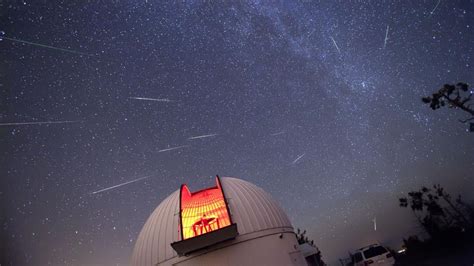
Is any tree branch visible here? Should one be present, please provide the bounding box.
[459,117,474,124]
[442,93,474,116]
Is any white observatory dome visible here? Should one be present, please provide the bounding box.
[131,177,304,266]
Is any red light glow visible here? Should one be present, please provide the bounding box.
[180,177,232,240]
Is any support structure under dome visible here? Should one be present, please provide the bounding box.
[130,176,306,266]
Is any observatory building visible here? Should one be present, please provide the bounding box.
[131,176,308,266]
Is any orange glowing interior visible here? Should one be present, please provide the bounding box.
[180,178,231,240]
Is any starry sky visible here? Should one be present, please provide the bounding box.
[1,1,473,265]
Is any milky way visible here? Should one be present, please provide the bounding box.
[1,1,473,265]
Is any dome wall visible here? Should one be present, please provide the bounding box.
[220,177,293,234]
[131,177,303,266]
[131,190,180,266]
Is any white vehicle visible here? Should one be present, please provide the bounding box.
[352,244,395,266]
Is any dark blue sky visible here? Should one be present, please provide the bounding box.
[1,1,473,264]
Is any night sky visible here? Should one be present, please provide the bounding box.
[1,1,473,265]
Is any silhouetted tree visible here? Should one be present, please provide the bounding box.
[400,185,473,237]
[422,82,474,124]
[433,184,470,226]
[398,185,474,264]
[399,185,473,238]
[456,195,474,222]
[400,188,435,235]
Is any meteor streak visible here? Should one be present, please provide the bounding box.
[129,97,172,102]
[158,145,189,153]
[1,35,93,56]
[91,175,152,194]
[292,153,305,164]
[383,25,389,49]
[330,36,341,54]
[188,134,217,140]
[270,131,285,136]
[429,0,441,17]
[0,120,79,126]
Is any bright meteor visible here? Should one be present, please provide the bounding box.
[384,25,389,49]
[158,145,189,153]
[429,0,441,17]
[188,134,218,140]
[91,175,153,195]
[292,153,305,164]
[129,97,172,102]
